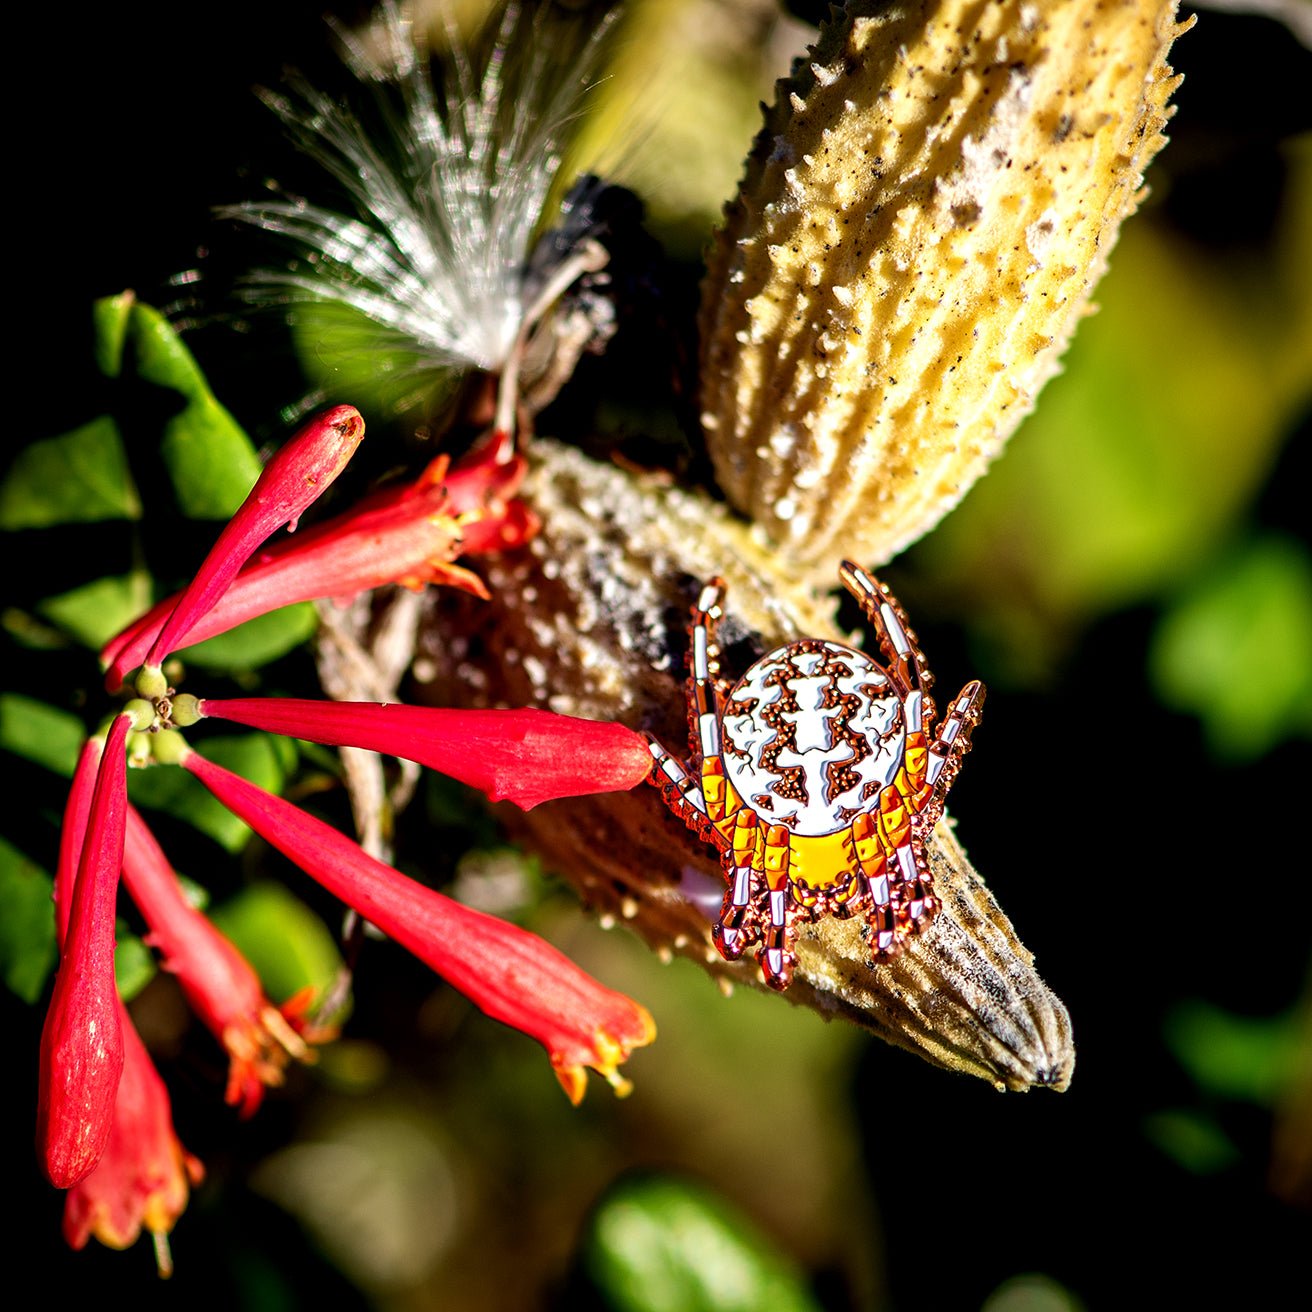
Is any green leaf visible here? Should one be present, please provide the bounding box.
[1144,1109,1241,1176]
[0,694,86,777]
[1164,1000,1300,1106]
[182,603,318,671]
[289,299,461,417]
[114,931,157,1002]
[93,291,135,379]
[1,608,76,652]
[0,837,57,1003]
[586,1176,821,1312]
[0,415,141,528]
[1150,536,1312,761]
[128,733,290,852]
[38,571,154,651]
[128,302,263,518]
[209,882,343,1006]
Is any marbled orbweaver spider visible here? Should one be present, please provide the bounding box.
[647,562,986,990]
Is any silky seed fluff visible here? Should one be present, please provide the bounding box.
[699,0,1191,571]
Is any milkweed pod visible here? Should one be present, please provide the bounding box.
[699,0,1192,570]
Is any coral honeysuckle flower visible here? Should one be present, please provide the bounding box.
[130,405,366,686]
[62,999,204,1278]
[121,805,315,1117]
[101,443,533,692]
[50,733,203,1269]
[197,697,653,810]
[53,737,103,943]
[38,712,134,1188]
[181,748,655,1102]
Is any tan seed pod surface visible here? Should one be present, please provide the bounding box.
[700,0,1190,571]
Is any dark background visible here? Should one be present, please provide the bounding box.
[7,3,1310,1308]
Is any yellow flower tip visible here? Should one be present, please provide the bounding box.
[85,1203,136,1253]
[75,1131,202,1270]
[415,452,452,489]
[262,998,316,1061]
[604,1070,635,1100]
[218,997,330,1114]
[554,1062,589,1107]
[552,1012,657,1105]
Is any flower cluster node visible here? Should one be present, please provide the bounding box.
[135,667,169,701]
[123,698,158,732]
[169,694,201,727]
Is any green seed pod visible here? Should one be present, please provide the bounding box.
[699,0,1190,571]
[135,666,169,701]
[123,698,158,732]
[169,694,202,728]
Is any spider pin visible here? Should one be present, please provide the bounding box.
[647,562,986,990]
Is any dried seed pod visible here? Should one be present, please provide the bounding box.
[418,443,1073,1091]
[700,0,1190,570]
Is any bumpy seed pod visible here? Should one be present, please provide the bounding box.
[418,443,1073,1091]
[699,0,1190,571]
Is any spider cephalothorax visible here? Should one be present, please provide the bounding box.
[647,562,985,990]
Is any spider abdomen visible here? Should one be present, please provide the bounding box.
[721,639,905,839]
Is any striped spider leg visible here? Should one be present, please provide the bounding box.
[837,562,986,942]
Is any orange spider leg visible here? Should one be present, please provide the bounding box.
[878,785,912,850]
[714,809,761,960]
[887,838,938,932]
[902,729,933,810]
[921,680,986,829]
[702,756,730,827]
[850,813,901,952]
[874,783,940,936]
[758,824,794,989]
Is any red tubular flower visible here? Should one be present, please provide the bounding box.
[129,405,366,683]
[121,805,315,1117]
[182,750,655,1102]
[101,444,533,691]
[198,698,653,810]
[54,738,104,944]
[39,714,132,1188]
[63,999,204,1277]
[440,443,537,556]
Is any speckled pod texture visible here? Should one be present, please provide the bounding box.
[700,0,1187,570]
[419,444,1074,1091]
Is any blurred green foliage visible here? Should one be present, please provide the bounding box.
[209,882,345,1006]
[112,295,264,518]
[181,602,319,671]
[0,837,57,1005]
[38,573,155,651]
[0,694,86,778]
[0,417,142,528]
[585,1175,822,1312]
[1165,1000,1301,1106]
[1151,535,1312,759]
